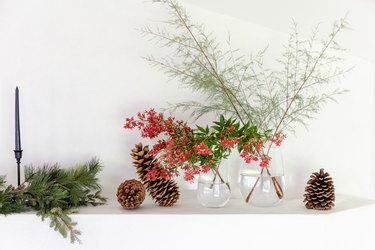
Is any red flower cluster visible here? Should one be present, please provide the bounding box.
[193,142,212,155]
[227,125,235,132]
[149,139,167,155]
[239,130,285,168]
[124,108,189,139]
[125,109,287,180]
[125,109,195,179]
[182,165,201,182]
[125,109,216,181]
[145,165,174,180]
[182,164,212,182]
[270,130,286,146]
[260,155,271,167]
[219,136,239,149]
[201,165,212,173]
[240,138,265,164]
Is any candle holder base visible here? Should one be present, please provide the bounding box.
[14,150,23,186]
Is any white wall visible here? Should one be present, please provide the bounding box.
[0,0,374,201]
[182,0,375,65]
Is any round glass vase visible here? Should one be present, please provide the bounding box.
[239,146,285,207]
[197,163,231,208]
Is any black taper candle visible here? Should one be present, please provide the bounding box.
[14,87,22,186]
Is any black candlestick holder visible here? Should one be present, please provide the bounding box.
[14,150,23,186]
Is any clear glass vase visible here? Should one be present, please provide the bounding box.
[197,163,231,208]
[239,146,285,207]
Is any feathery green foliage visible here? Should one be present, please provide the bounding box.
[0,158,107,244]
[143,0,350,134]
[0,176,26,214]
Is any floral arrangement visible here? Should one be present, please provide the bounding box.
[130,0,350,206]
[137,0,349,204]
[124,109,286,182]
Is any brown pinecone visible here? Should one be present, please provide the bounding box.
[117,179,146,209]
[304,168,335,210]
[130,143,180,207]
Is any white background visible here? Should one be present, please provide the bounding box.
[0,0,374,249]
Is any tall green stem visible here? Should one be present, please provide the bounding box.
[168,0,249,125]
[209,163,230,191]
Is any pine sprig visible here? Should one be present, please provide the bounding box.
[0,179,26,215]
[144,0,350,134]
[39,208,82,244]
[0,158,107,244]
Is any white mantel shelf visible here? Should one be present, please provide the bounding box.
[1,193,375,250]
[76,192,374,215]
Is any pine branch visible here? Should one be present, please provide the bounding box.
[38,207,82,244]
[0,158,106,244]
[0,180,26,215]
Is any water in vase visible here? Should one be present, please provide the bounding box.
[240,173,285,207]
[197,181,231,208]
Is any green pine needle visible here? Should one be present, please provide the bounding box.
[0,158,107,244]
[0,182,26,215]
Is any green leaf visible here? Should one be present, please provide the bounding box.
[220,115,225,125]
[196,125,206,133]
[212,125,221,130]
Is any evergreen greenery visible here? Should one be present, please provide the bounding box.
[143,0,350,134]
[0,158,106,244]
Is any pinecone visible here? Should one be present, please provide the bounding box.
[117,179,146,209]
[130,143,180,207]
[304,168,335,210]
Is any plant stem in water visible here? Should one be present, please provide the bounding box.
[245,168,264,203]
[209,166,230,191]
[266,168,284,199]
[245,167,284,203]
